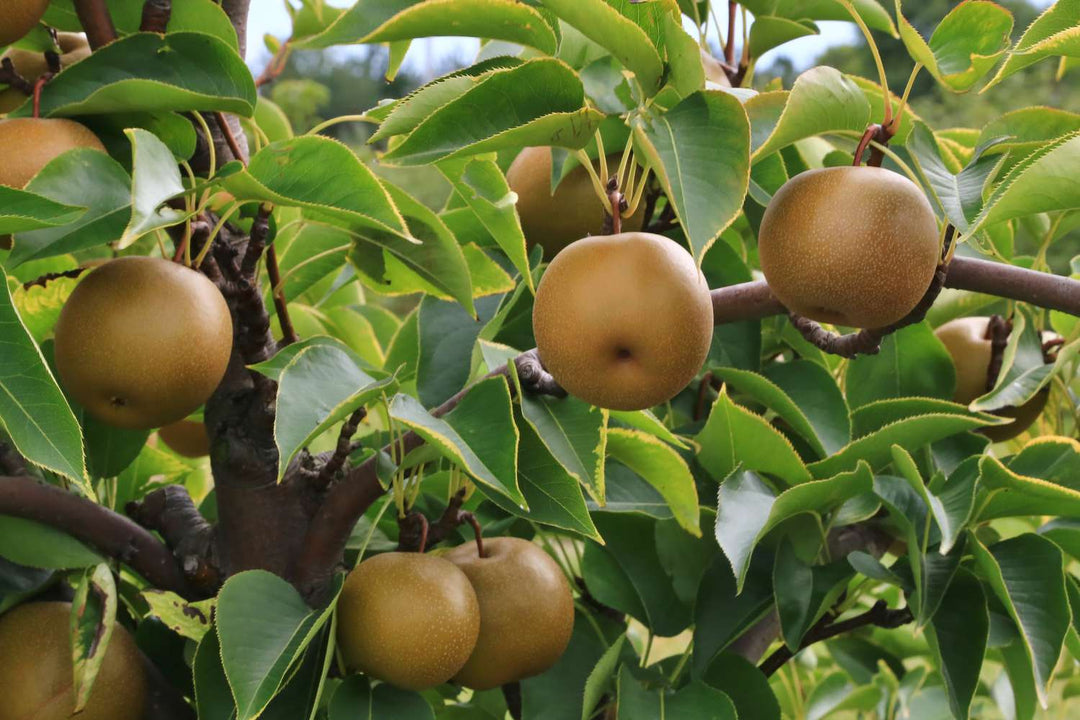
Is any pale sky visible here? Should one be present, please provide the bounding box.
[245,1,1054,80]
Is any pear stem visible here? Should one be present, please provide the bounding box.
[416,513,430,554]
[461,511,485,558]
[985,315,1012,393]
[31,74,52,119]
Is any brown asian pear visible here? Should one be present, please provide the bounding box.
[532,231,714,410]
[0,117,105,188]
[0,601,146,720]
[506,146,645,258]
[158,419,211,458]
[444,537,575,690]
[0,33,91,113]
[935,316,1050,442]
[54,257,233,429]
[336,552,480,691]
[758,166,940,329]
[0,0,50,47]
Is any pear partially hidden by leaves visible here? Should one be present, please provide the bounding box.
[533,231,714,410]
[0,0,49,46]
[0,601,146,720]
[158,418,210,458]
[0,33,91,113]
[759,166,940,329]
[935,316,1050,441]
[336,552,480,691]
[506,146,645,258]
[0,117,105,188]
[445,537,575,690]
[54,257,233,430]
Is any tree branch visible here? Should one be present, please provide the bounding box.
[710,256,1080,326]
[759,600,913,677]
[0,476,189,596]
[73,0,118,50]
[127,485,219,598]
[139,0,171,32]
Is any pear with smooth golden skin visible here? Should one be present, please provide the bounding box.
[0,33,91,113]
[935,316,1050,441]
[532,231,714,410]
[0,0,50,47]
[758,166,940,329]
[54,257,233,429]
[158,419,211,458]
[336,552,480,691]
[506,146,645,258]
[444,537,574,690]
[0,601,147,720]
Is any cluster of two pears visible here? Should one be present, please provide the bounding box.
[337,537,574,691]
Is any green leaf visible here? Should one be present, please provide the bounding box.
[142,590,215,642]
[740,0,897,36]
[977,107,1080,162]
[693,552,774,676]
[605,428,700,537]
[82,415,151,479]
[969,131,1080,235]
[715,367,829,459]
[17,33,256,118]
[438,156,533,292]
[416,296,499,407]
[0,515,101,568]
[541,0,665,94]
[274,344,397,482]
[120,129,186,247]
[896,0,1013,92]
[592,459,674,520]
[926,568,988,720]
[515,383,606,504]
[773,540,853,650]
[294,0,557,54]
[0,272,85,481]
[977,453,1080,520]
[193,628,235,720]
[69,563,117,713]
[696,387,812,486]
[715,464,872,593]
[764,360,851,455]
[618,667,738,719]
[390,378,525,508]
[850,398,1000,438]
[350,181,476,315]
[633,90,750,263]
[495,413,601,541]
[844,323,957,409]
[970,533,1070,707]
[0,186,84,235]
[702,653,781,720]
[808,414,990,479]
[8,149,131,268]
[383,59,603,166]
[328,675,434,720]
[608,409,689,450]
[581,635,625,720]
[803,672,882,720]
[217,570,338,720]
[984,0,1080,89]
[521,609,608,720]
[250,335,371,381]
[586,513,692,636]
[274,225,352,304]
[221,136,409,239]
[749,17,820,58]
[747,66,870,160]
[927,456,979,554]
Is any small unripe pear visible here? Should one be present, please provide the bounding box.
[935,316,1050,441]
[54,257,233,429]
[506,147,645,258]
[0,0,50,47]
[0,33,91,113]
[158,419,210,458]
[533,232,714,410]
[759,166,940,329]
[0,118,105,188]
[0,601,146,720]
[445,537,575,690]
[336,552,480,691]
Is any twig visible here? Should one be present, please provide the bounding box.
[0,58,33,95]
[0,476,190,596]
[256,40,292,88]
[214,110,247,163]
[0,443,28,476]
[759,600,913,677]
[503,682,523,720]
[139,0,171,32]
[127,485,219,597]
[725,1,737,66]
[314,408,367,488]
[265,244,298,346]
[985,315,1012,392]
[72,0,118,50]
[694,371,715,421]
[240,204,272,278]
[22,268,88,290]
